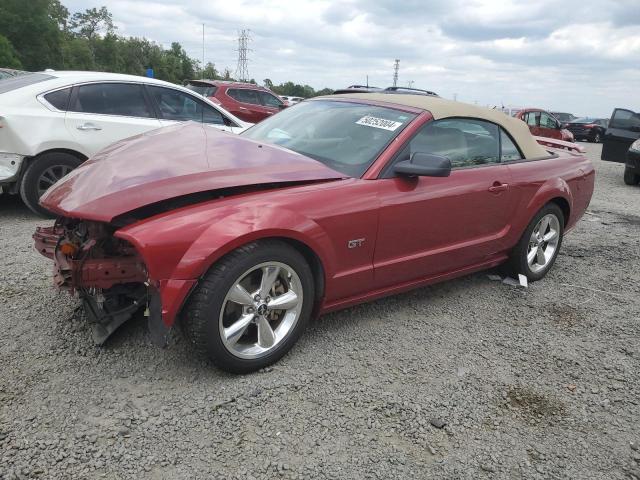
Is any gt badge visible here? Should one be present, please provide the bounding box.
[348,238,365,249]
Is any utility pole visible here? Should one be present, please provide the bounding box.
[201,24,205,80]
[393,59,399,87]
[235,29,252,82]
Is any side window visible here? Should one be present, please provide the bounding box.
[540,112,558,129]
[609,109,640,130]
[525,111,540,127]
[147,86,225,125]
[227,88,260,105]
[407,118,500,169]
[500,129,523,162]
[258,91,283,107]
[43,87,71,111]
[71,83,153,118]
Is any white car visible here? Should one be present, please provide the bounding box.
[0,71,251,216]
[280,95,304,106]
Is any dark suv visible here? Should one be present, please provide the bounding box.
[185,80,286,123]
[565,118,608,143]
[601,107,640,185]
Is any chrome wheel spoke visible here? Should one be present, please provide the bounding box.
[543,229,557,242]
[527,213,561,273]
[219,261,304,360]
[538,216,549,235]
[527,246,538,264]
[536,245,547,266]
[259,265,280,298]
[224,313,254,346]
[268,290,298,311]
[256,315,275,348]
[228,283,254,306]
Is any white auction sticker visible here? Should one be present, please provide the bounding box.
[355,115,403,131]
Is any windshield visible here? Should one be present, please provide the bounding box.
[0,73,54,94]
[185,82,217,97]
[242,100,416,177]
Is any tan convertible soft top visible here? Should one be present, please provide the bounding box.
[331,93,549,159]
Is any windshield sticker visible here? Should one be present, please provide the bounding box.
[356,116,403,131]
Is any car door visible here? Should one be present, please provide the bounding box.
[146,85,239,133]
[257,90,285,117]
[602,108,640,162]
[539,112,562,140]
[373,118,516,287]
[65,82,161,155]
[226,88,266,122]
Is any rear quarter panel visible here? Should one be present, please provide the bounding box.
[506,150,594,244]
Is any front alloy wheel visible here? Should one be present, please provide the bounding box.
[220,262,303,359]
[183,240,314,373]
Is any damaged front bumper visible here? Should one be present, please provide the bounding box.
[33,223,193,346]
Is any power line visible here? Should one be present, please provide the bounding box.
[393,59,399,87]
[235,29,252,82]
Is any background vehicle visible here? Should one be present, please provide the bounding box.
[0,71,249,216]
[333,85,438,97]
[514,108,574,142]
[0,68,28,79]
[623,139,640,185]
[185,80,286,122]
[280,95,304,106]
[565,118,608,143]
[601,107,640,163]
[550,112,576,125]
[34,94,594,373]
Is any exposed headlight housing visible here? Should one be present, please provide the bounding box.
[630,139,640,152]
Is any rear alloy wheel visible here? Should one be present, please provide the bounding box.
[509,203,564,281]
[20,152,83,217]
[624,167,640,186]
[590,132,601,143]
[183,240,314,373]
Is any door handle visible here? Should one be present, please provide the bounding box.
[77,123,102,131]
[488,182,509,193]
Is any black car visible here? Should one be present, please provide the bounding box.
[624,140,640,186]
[602,107,640,162]
[565,118,608,143]
[551,112,576,125]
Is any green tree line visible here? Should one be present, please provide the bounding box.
[0,0,333,97]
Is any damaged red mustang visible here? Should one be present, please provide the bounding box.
[34,94,595,373]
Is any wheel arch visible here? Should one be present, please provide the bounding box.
[549,196,571,226]
[21,148,88,175]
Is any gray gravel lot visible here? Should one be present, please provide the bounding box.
[1,143,639,480]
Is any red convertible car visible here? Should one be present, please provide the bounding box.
[34,94,595,373]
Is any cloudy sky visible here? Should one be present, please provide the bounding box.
[64,0,640,117]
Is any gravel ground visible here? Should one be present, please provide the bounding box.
[1,143,639,480]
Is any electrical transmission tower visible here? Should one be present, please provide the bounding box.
[235,29,252,82]
[392,59,400,87]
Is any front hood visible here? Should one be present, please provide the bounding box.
[40,123,345,222]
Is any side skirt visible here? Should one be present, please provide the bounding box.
[321,254,509,314]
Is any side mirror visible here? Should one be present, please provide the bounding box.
[394,152,451,177]
[278,104,287,110]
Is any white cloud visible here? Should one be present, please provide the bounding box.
[62,0,640,116]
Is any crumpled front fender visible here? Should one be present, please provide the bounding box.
[115,201,335,327]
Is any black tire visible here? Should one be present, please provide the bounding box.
[508,203,565,282]
[592,132,601,143]
[182,240,314,373]
[623,167,640,186]
[19,152,83,217]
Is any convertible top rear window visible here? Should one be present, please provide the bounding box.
[242,100,417,177]
[0,73,55,94]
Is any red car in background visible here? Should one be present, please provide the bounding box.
[185,80,286,123]
[514,108,574,143]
